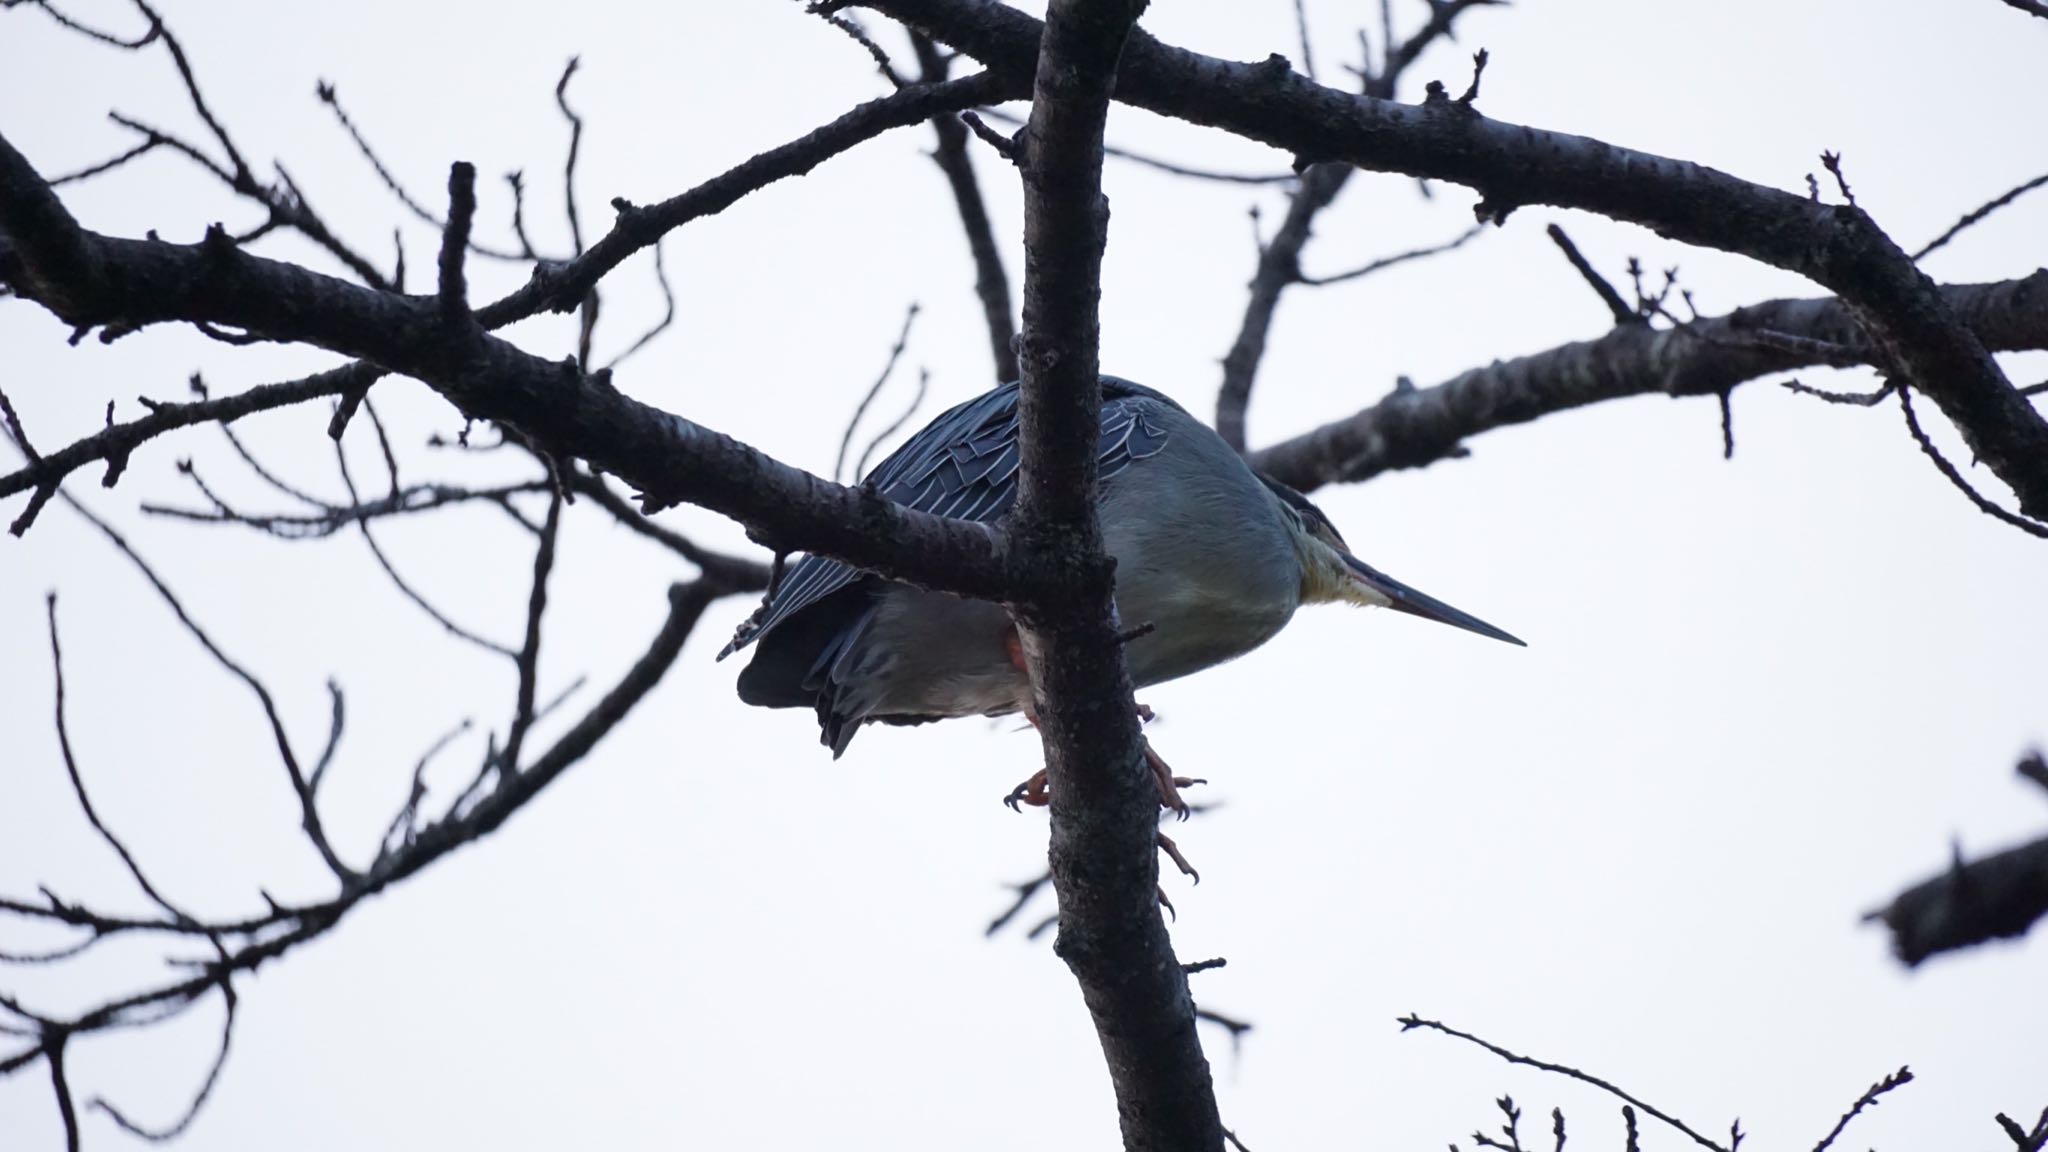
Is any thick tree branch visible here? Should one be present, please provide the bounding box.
[1251,271,2048,493]
[853,0,2048,518]
[0,131,1026,603]
[1002,2,1225,1149]
[2,74,1016,533]
[1868,751,2048,966]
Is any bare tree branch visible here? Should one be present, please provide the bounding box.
[835,301,921,481]
[0,363,380,527]
[0,129,1026,602]
[1811,1066,1914,1152]
[0,577,721,1138]
[911,32,1019,383]
[1297,220,1484,286]
[1897,383,2048,538]
[315,79,537,262]
[1544,223,1640,327]
[1003,1,1224,1147]
[477,71,1026,331]
[1250,272,2048,494]
[43,593,198,927]
[1913,168,2048,261]
[982,110,1299,184]
[1212,0,1497,450]
[854,0,2048,519]
[1867,751,2048,965]
[1402,1015,1735,1152]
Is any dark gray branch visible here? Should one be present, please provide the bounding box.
[1250,272,2048,493]
[0,127,1028,603]
[475,70,1024,329]
[1867,751,2048,966]
[854,0,2048,519]
[1004,2,1225,1148]
[0,579,719,1119]
[1212,0,1495,450]
[1402,1015,1734,1152]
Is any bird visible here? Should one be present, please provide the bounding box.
[718,376,1521,809]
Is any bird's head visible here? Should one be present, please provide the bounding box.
[1261,474,1526,647]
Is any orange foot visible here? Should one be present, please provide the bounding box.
[1003,767,1049,812]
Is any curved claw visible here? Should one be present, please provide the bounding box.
[1157,831,1200,885]
[1143,739,1194,819]
[1003,767,1049,811]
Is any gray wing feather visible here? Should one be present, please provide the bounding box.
[718,377,1175,660]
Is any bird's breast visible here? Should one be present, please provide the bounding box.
[1112,557,1301,689]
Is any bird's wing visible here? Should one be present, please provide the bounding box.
[717,378,1175,658]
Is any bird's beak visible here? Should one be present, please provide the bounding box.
[1343,555,1526,646]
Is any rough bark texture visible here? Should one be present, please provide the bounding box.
[1252,271,2048,491]
[855,0,2048,517]
[0,130,1023,602]
[1004,1,1226,1148]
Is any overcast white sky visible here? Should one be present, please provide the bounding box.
[3,1,2046,1148]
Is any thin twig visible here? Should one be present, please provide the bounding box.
[91,977,236,1141]
[980,108,1293,184]
[334,436,519,656]
[835,302,920,482]
[601,242,677,371]
[497,488,564,774]
[1811,1066,1913,1152]
[45,594,197,926]
[315,81,532,262]
[1914,169,2048,261]
[1292,0,1316,80]
[1780,378,1896,406]
[1544,224,1639,326]
[1897,384,2048,538]
[1401,1015,1733,1152]
[49,137,162,186]
[44,483,357,882]
[1299,221,1486,286]
[854,367,931,479]
[912,33,1019,382]
[18,0,161,47]
[819,11,908,86]
[437,162,477,317]
[986,871,1053,937]
[555,57,600,367]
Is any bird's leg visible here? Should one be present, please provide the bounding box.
[1004,704,1050,811]
[1001,632,1200,836]
[1004,689,1202,886]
